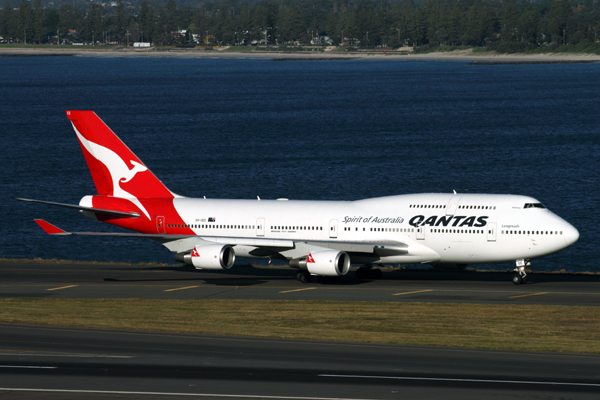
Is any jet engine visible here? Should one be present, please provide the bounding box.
[180,244,236,270]
[291,250,350,276]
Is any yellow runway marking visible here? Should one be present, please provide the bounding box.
[46,285,78,291]
[164,286,199,292]
[392,289,434,296]
[279,287,317,294]
[508,292,549,299]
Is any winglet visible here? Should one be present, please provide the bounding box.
[34,220,70,235]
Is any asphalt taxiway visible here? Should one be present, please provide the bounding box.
[2,261,600,399]
[1,323,599,400]
[1,261,600,306]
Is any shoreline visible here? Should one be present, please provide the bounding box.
[2,46,600,62]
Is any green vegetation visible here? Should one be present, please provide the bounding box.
[2,299,600,353]
[1,0,599,54]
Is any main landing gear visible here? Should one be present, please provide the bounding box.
[512,259,529,285]
[296,270,312,283]
[355,265,383,280]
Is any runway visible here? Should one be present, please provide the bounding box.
[2,261,600,399]
[1,261,600,305]
[1,323,599,400]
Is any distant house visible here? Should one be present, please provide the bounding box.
[341,37,360,46]
[311,35,334,45]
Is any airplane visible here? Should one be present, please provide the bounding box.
[20,111,579,285]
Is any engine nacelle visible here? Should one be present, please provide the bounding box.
[185,244,235,270]
[293,250,350,277]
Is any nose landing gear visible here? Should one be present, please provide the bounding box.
[512,259,529,285]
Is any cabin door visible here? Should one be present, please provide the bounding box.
[487,222,497,242]
[446,195,462,216]
[329,219,338,238]
[256,218,265,236]
[156,216,165,234]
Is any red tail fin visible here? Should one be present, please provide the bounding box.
[66,111,174,199]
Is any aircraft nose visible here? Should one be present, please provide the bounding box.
[563,223,579,247]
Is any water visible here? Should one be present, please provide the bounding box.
[1,57,598,271]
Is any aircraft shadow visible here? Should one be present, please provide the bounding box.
[102,264,600,286]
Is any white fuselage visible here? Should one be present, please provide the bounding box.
[168,193,579,266]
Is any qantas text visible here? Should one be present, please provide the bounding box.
[409,215,489,227]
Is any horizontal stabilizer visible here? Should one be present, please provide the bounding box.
[32,220,191,240]
[18,198,140,218]
[34,220,69,235]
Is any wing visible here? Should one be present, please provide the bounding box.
[33,220,405,255]
[33,219,294,246]
[33,220,440,275]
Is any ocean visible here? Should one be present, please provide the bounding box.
[1,56,598,271]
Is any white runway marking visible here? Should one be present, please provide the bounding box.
[0,388,375,400]
[319,374,600,387]
[0,365,57,369]
[0,352,132,358]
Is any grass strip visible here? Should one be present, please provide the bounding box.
[1,299,599,353]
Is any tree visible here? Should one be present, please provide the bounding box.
[548,0,572,44]
[447,1,464,46]
[398,0,416,46]
[1,0,21,42]
[18,0,33,43]
[278,1,303,43]
[500,0,519,42]
[44,7,59,39]
[165,0,177,38]
[139,1,155,43]
[466,2,484,46]
[32,0,45,43]
[83,3,103,44]
[114,0,128,44]
[519,8,539,44]
[58,3,83,43]
[252,4,267,36]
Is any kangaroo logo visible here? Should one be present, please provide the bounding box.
[73,125,151,220]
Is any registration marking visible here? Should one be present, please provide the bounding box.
[165,286,199,292]
[46,285,78,291]
[319,374,600,387]
[508,292,549,299]
[279,287,317,294]
[392,289,433,296]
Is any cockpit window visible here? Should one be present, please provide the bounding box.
[524,203,545,209]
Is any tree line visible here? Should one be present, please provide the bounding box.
[1,0,599,52]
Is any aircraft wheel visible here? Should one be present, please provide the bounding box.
[372,268,383,279]
[298,270,312,283]
[356,268,371,280]
[512,273,523,285]
[356,267,382,280]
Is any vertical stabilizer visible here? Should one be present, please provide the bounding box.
[66,111,175,203]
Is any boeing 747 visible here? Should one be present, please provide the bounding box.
[20,111,579,284]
